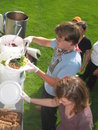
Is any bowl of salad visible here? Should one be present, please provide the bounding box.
[5,55,28,71]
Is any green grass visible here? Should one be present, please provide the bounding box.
[0,0,98,130]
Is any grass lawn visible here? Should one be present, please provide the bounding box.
[0,0,98,130]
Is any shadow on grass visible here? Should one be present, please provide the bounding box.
[23,86,43,130]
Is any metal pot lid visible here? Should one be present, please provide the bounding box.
[0,81,22,105]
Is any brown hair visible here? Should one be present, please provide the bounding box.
[55,22,80,45]
[76,21,87,31]
[55,76,89,114]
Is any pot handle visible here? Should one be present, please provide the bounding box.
[14,24,22,36]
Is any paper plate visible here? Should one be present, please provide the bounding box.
[5,56,28,72]
[0,81,22,105]
[5,57,32,72]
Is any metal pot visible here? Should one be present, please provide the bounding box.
[4,11,28,38]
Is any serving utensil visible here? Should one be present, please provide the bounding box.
[9,25,22,46]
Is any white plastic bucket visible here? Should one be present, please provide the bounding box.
[0,34,25,56]
[0,66,25,84]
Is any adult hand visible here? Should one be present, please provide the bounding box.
[24,36,34,47]
[21,91,31,103]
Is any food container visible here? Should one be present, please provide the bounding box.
[4,11,28,38]
[0,109,22,130]
[0,34,25,56]
[5,55,28,72]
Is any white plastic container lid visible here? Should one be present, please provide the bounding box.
[0,81,22,105]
